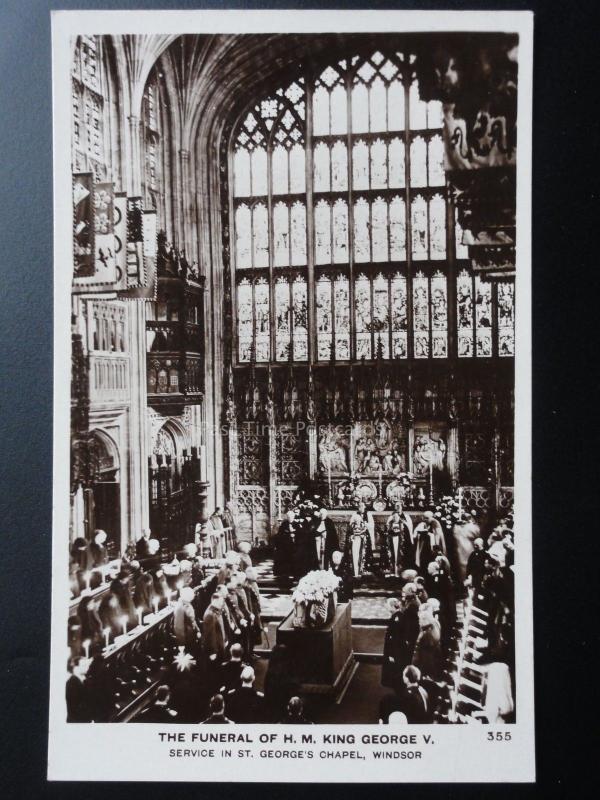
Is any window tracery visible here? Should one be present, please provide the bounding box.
[230,49,513,363]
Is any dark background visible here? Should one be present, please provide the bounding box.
[0,1,597,797]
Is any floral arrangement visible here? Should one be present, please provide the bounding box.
[433,492,467,530]
[292,570,341,604]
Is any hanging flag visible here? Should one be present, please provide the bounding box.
[118,202,157,299]
[113,192,128,290]
[126,196,143,288]
[72,172,94,278]
[92,182,117,284]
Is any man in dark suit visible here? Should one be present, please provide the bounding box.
[138,685,178,722]
[466,537,488,592]
[381,583,421,688]
[273,510,300,578]
[226,666,265,723]
[90,529,109,567]
[400,665,431,723]
[135,528,152,560]
[219,643,245,693]
[201,693,232,724]
[65,656,91,722]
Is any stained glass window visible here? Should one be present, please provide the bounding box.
[230,50,511,364]
[354,198,371,263]
[429,194,447,259]
[275,278,291,361]
[254,279,270,361]
[457,270,474,357]
[373,273,390,358]
[235,204,252,268]
[332,200,349,263]
[457,273,514,359]
[292,278,308,361]
[355,274,372,359]
[431,271,448,358]
[316,276,333,360]
[391,274,408,358]
[237,279,254,362]
[413,272,430,358]
[497,282,515,357]
[333,275,351,360]
[411,196,428,260]
[390,196,406,260]
[475,277,493,357]
[455,208,470,259]
[315,200,332,265]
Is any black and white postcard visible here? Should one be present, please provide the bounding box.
[49,8,534,782]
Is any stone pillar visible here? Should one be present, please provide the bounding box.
[307,424,317,479]
[267,424,277,538]
[126,300,150,548]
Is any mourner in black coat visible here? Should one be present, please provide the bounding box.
[306,509,340,571]
[225,667,265,723]
[381,586,421,689]
[65,657,91,722]
[466,539,488,591]
[137,685,178,723]
[273,511,302,577]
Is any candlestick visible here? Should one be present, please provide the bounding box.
[103,627,110,650]
[152,596,159,615]
[120,616,128,636]
[378,465,383,498]
[136,607,143,628]
[83,571,91,592]
[327,460,332,504]
[83,639,90,660]
[429,442,434,503]
[458,486,463,518]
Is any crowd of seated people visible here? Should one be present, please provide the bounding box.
[379,511,515,724]
[66,535,265,723]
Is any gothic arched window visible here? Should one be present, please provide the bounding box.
[229,48,513,363]
[142,68,170,230]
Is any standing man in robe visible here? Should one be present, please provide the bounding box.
[311,507,339,570]
[356,499,375,551]
[381,509,414,576]
[414,511,446,570]
[342,513,374,582]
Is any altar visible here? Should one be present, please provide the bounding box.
[275,602,354,696]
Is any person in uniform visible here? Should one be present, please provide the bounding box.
[173,586,201,652]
